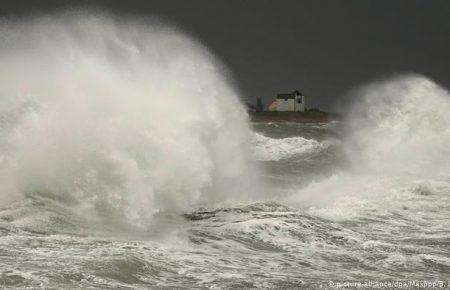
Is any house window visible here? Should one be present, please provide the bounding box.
[297,97,302,104]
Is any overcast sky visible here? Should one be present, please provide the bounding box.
[1,0,449,110]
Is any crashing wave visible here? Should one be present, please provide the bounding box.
[0,11,258,227]
[252,133,327,161]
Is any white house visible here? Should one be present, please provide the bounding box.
[268,90,305,111]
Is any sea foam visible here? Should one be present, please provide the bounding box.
[0,11,257,227]
[288,74,450,216]
[252,132,326,161]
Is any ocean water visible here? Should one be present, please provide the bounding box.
[2,119,450,289]
[1,12,450,289]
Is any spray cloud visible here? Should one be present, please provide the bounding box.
[0,11,256,226]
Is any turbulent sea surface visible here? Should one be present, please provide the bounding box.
[2,120,450,288]
[1,11,450,289]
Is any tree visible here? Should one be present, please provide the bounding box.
[256,97,264,112]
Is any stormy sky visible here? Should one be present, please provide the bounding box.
[1,0,449,110]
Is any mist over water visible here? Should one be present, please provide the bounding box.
[0,11,449,289]
[347,74,450,176]
[0,12,256,227]
[287,75,450,210]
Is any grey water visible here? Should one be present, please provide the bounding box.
[1,12,450,289]
[1,121,449,289]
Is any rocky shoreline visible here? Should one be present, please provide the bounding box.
[249,111,343,123]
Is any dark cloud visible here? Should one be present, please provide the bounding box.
[1,0,449,110]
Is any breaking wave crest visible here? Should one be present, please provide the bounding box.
[252,132,327,161]
[346,74,450,176]
[0,11,257,227]
[289,74,450,215]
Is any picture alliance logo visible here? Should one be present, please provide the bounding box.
[327,280,448,288]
